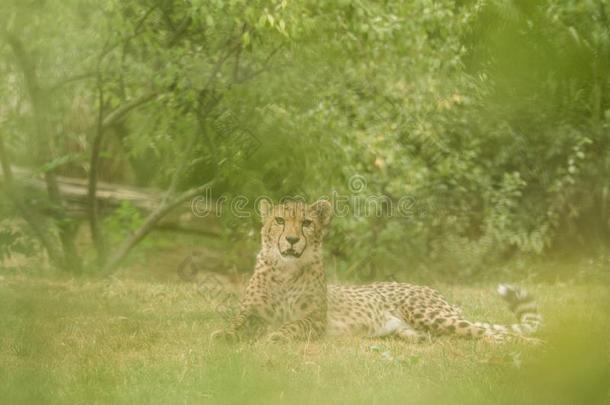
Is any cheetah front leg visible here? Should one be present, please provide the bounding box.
[266,311,326,342]
[211,310,265,342]
[211,272,270,342]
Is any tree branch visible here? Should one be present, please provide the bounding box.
[96,4,158,63]
[162,41,238,203]
[102,180,215,273]
[85,3,162,266]
[86,88,161,267]
[49,72,96,92]
[88,75,107,266]
[0,134,13,184]
[232,44,285,85]
[101,91,161,130]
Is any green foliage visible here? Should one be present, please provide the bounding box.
[1,0,608,278]
[103,201,144,243]
[0,228,36,263]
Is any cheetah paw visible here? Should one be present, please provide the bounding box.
[266,331,290,343]
[210,329,238,342]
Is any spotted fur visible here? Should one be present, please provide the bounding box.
[212,200,542,342]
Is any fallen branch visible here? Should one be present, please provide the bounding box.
[1,166,221,234]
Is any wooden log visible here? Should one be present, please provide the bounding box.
[1,166,221,236]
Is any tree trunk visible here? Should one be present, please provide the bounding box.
[6,32,83,273]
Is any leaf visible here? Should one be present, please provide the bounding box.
[267,13,275,27]
[241,31,250,47]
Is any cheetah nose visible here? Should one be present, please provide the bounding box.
[286,235,300,245]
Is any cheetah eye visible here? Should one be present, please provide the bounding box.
[274,217,285,225]
[302,219,313,227]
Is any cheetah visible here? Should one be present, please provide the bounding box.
[211,200,542,342]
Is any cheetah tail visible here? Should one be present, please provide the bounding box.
[447,285,542,339]
[495,284,542,335]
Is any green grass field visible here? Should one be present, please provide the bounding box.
[1,274,608,405]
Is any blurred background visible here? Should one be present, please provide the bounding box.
[1,2,609,404]
[0,0,609,281]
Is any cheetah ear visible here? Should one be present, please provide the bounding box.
[310,199,332,227]
[258,198,273,221]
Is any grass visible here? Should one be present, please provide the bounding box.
[0,273,608,405]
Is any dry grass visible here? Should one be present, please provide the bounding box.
[0,273,608,404]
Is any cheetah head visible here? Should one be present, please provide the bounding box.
[258,199,333,261]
